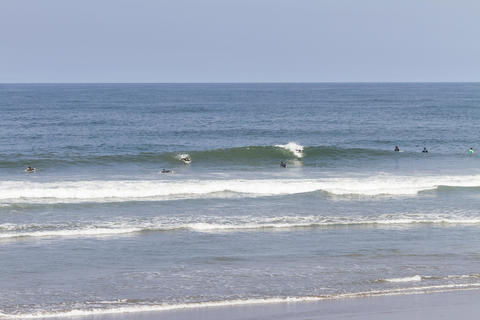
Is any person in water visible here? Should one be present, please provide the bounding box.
[422,147,428,153]
[394,146,400,152]
[26,166,35,173]
[161,169,172,173]
[469,148,474,154]
[280,161,287,168]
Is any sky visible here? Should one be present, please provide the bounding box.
[1,0,479,83]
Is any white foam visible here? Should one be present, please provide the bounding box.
[2,174,480,204]
[177,153,191,163]
[275,142,304,158]
[383,275,422,283]
[177,153,190,159]
[3,283,480,319]
[446,274,480,280]
[186,214,480,231]
[2,213,480,239]
[0,227,142,239]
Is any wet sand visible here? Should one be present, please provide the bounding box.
[54,289,480,320]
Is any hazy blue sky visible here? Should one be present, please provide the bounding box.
[1,0,479,82]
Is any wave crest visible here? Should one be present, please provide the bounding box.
[0,145,406,169]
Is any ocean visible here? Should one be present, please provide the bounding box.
[1,83,480,318]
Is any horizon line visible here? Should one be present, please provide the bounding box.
[1,81,480,85]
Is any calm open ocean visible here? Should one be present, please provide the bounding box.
[1,83,480,318]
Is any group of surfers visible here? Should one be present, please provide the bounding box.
[394,146,474,154]
[24,147,477,173]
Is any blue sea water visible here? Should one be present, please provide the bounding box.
[1,83,480,318]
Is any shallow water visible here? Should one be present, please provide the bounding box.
[1,83,480,318]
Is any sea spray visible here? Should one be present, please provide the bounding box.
[275,142,304,158]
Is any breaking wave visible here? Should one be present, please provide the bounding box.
[0,144,411,169]
[380,274,480,283]
[2,174,480,204]
[275,142,304,158]
[2,213,480,239]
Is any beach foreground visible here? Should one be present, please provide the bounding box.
[49,289,480,320]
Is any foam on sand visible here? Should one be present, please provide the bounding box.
[2,282,480,319]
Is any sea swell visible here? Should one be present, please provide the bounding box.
[0,144,414,169]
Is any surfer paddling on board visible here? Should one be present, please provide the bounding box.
[25,166,36,173]
[280,161,287,168]
[161,169,173,174]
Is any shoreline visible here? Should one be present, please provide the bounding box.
[56,289,480,320]
[4,285,480,319]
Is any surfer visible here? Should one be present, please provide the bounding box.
[469,147,474,154]
[280,161,287,168]
[161,169,172,173]
[394,146,400,152]
[25,166,35,173]
[180,155,191,164]
[422,147,428,153]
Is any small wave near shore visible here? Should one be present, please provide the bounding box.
[2,212,480,239]
[2,282,480,319]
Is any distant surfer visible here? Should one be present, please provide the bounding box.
[469,147,474,154]
[280,161,287,168]
[422,147,428,153]
[179,154,191,164]
[161,169,173,174]
[394,146,400,152]
[25,166,36,173]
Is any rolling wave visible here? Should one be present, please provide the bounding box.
[2,213,480,239]
[1,174,480,204]
[0,144,407,169]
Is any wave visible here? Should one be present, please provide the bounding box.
[380,274,480,283]
[0,227,142,239]
[275,142,304,158]
[2,283,480,319]
[2,213,480,239]
[383,275,422,283]
[0,144,410,169]
[2,174,480,204]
